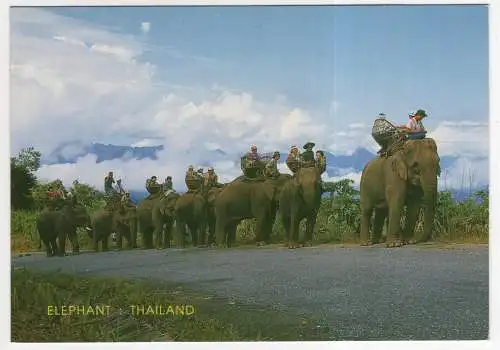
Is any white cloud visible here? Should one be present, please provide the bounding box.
[140,22,151,35]
[10,8,489,192]
[130,139,163,148]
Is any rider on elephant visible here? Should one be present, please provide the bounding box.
[265,151,281,178]
[185,166,203,191]
[301,142,315,163]
[116,178,126,195]
[145,176,161,200]
[104,172,116,195]
[247,145,261,162]
[163,176,173,193]
[315,150,327,174]
[286,145,302,174]
[397,109,428,140]
[47,182,66,210]
[204,167,219,189]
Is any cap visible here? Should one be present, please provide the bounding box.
[303,142,315,150]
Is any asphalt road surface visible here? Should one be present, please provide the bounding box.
[12,244,489,340]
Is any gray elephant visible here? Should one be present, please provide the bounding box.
[279,165,322,248]
[359,138,440,247]
[89,204,138,251]
[151,191,180,249]
[214,174,290,248]
[36,201,91,257]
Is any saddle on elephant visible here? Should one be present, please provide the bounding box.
[240,153,270,180]
[185,174,203,192]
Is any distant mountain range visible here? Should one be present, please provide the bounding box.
[42,141,488,203]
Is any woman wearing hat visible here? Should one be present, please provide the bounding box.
[398,109,428,140]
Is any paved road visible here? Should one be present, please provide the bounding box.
[12,244,489,340]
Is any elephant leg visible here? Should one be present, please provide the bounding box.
[372,208,388,244]
[281,214,291,246]
[403,200,421,245]
[143,229,154,249]
[49,238,58,257]
[215,215,228,248]
[102,236,109,251]
[153,223,163,249]
[187,223,196,247]
[164,221,173,248]
[303,213,317,247]
[92,230,99,251]
[227,222,238,248]
[58,231,67,256]
[176,221,187,248]
[117,229,124,250]
[42,238,52,257]
[207,215,215,245]
[289,210,300,249]
[130,220,138,249]
[386,194,406,248]
[360,205,373,246]
[68,229,80,255]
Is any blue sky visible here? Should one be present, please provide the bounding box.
[10,5,489,189]
[49,5,489,127]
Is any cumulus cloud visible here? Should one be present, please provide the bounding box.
[10,8,489,192]
[140,22,150,34]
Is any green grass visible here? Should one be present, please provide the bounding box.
[11,269,327,342]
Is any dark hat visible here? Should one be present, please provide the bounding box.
[303,142,315,150]
[415,109,428,117]
[273,151,280,157]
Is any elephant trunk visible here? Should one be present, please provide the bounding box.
[301,183,321,210]
[421,173,438,242]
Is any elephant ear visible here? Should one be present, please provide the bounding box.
[391,152,407,181]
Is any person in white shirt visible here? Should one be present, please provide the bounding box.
[398,109,428,139]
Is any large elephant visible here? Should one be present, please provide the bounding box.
[89,205,138,251]
[36,201,91,257]
[359,138,440,247]
[214,174,291,247]
[279,165,322,248]
[151,191,180,249]
[174,192,207,247]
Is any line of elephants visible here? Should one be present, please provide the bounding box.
[36,138,441,257]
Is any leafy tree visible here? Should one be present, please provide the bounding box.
[10,147,41,210]
[32,179,105,210]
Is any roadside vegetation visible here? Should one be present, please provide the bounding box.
[12,269,326,341]
[11,147,489,254]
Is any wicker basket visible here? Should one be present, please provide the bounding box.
[371,117,398,146]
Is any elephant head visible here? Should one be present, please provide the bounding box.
[264,174,293,203]
[391,138,441,240]
[158,191,180,216]
[62,202,91,229]
[294,166,322,209]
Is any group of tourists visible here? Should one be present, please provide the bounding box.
[44,108,428,210]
